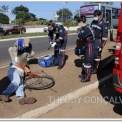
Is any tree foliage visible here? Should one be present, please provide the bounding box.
[12,5,29,15]
[12,5,37,25]
[57,8,73,21]
[0,5,9,13]
[0,13,9,24]
[74,9,79,20]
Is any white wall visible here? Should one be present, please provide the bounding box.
[26,26,78,33]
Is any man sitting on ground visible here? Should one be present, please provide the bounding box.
[8,37,35,64]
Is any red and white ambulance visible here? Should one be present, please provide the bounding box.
[113,3,122,93]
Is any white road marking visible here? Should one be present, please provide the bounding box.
[0,47,74,69]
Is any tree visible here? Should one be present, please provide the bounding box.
[11,20,16,24]
[0,13,9,24]
[39,18,47,21]
[12,5,37,25]
[57,8,73,21]
[12,5,29,15]
[0,5,9,13]
[28,13,37,21]
[74,9,79,20]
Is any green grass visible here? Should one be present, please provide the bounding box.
[0,31,76,40]
[0,32,48,39]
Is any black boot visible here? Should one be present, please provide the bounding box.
[81,77,90,82]
[57,66,63,70]
[91,68,97,74]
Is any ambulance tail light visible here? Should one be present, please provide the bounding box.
[114,42,121,69]
[116,32,122,42]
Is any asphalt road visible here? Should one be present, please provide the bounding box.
[0,34,77,67]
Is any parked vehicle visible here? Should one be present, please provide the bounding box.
[0,27,5,36]
[113,3,122,93]
[43,27,48,32]
[5,26,26,35]
[80,3,121,29]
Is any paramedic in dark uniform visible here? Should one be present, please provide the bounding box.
[91,10,108,74]
[47,20,68,70]
[77,16,96,82]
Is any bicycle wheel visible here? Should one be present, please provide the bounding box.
[25,75,55,90]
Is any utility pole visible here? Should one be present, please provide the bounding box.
[62,2,67,22]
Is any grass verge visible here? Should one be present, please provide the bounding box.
[0,31,76,40]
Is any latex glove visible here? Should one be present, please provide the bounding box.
[50,41,53,45]
[98,47,103,53]
[51,42,57,47]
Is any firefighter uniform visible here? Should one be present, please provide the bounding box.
[91,18,108,71]
[77,25,96,81]
[48,24,67,67]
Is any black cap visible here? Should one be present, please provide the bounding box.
[94,10,102,16]
[76,15,86,23]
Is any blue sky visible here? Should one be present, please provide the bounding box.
[0,1,120,21]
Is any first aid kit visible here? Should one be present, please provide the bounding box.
[38,55,54,68]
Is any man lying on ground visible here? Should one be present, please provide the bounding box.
[0,55,37,105]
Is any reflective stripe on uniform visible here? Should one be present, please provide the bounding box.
[94,59,101,61]
[88,44,92,56]
[102,37,107,40]
[92,25,102,30]
[60,49,65,52]
[59,37,63,40]
[84,65,91,68]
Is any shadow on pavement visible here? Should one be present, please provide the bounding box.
[108,49,115,54]
[29,58,38,64]
[0,76,10,94]
[98,55,122,116]
[74,56,84,67]
[63,55,69,67]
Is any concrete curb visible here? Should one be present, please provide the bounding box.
[0,33,76,42]
[15,74,112,119]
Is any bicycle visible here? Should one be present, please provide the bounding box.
[24,70,55,90]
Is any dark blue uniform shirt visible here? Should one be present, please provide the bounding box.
[48,24,67,42]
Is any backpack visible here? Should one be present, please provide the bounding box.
[74,47,85,56]
[39,55,54,68]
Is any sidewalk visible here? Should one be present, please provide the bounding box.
[0,41,115,118]
[39,87,121,118]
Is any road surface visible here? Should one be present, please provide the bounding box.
[0,38,116,118]
[0,34,77,67]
